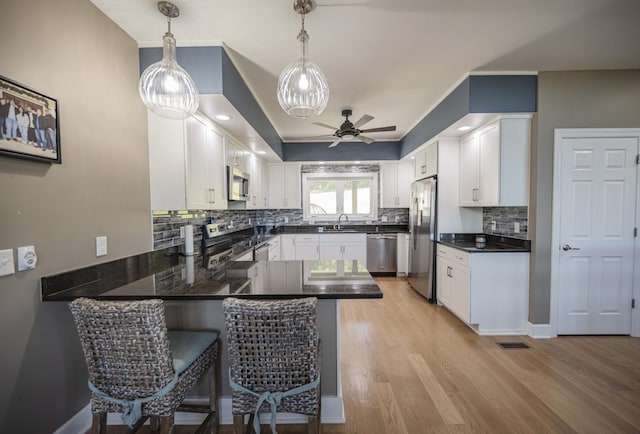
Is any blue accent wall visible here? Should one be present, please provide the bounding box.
[219,50,283,158]
[139,46,223,94]
[468,75,537,113]
[139,45,536,162]
[400,78,470,157]
[282,141,401,161]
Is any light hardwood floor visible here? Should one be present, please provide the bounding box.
[99,277,640,433]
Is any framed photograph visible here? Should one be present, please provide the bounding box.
[0,75,61,164]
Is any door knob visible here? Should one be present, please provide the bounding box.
[562,244,580,251]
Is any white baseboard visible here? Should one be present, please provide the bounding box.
[54,396,344,433]
[527,322,556,339]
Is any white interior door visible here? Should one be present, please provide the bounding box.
[556,133,638,334]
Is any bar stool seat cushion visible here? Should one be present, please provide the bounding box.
[168,331,218,374]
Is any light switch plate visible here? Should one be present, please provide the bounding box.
[96,236,108,256]
[0,249,15,276]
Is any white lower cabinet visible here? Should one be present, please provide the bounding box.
[280,235,296,260]
[436,244,528,335]
[267,236,280,261]
[279,233,366,262]
[319,234,367,262]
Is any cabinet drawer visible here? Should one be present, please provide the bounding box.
[320,233,366,243]
[436,244,470,267]
[295,234,319,243]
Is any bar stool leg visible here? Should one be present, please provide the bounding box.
[91,412,106,434]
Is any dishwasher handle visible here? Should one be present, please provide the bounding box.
[367,234,398,240]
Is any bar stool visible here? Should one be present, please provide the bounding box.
[223,297,321,434]
[69,297,219,434]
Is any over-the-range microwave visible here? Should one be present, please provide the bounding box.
[227,166,250,201]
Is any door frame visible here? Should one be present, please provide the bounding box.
[550,128,640,337]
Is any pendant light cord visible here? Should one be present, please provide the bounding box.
[298,13,308,68]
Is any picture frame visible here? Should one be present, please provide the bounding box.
[0,75,61,164]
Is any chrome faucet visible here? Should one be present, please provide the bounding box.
[337,213,349,230]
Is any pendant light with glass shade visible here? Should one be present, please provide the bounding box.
[277,0,329,119]
[139,1,199,120]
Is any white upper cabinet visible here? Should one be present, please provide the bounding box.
[381,162,412,208]
[186,118,227,210]
[268,164,301,209]
[413,141,438,179]
[458,117,531,207]
[225,138,247,173]
[147,112,227,211]
[245,153,264,210]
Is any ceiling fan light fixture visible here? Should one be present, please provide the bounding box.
[277,0,329,119]
[139,1,199,120]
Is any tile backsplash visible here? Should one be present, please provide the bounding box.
[152,207,408,250]
[483,206,528,239]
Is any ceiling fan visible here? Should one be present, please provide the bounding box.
[305,109,396,148]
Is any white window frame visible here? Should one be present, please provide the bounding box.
[302,172,378,221]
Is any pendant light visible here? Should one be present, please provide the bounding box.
[139,1,199,120]
[277,0,329,119]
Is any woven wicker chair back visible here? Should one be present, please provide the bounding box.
[69,298,175,401]
[223,297,321,415]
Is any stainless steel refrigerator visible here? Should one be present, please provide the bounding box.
[408,176,437,301]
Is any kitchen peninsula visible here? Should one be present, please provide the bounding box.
[41,242,382,424]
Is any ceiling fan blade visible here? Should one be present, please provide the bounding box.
[294,135,336,140]
[313,122,339,131]
[353,114,374,129]
[328,139,342,148]
[357,135,375,144]
[359,125,397,133]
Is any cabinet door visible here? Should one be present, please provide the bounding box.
[206,128,227,209]
[280,235,296,260]
[245,154,261,209]
[147,113,187,210]
[268,165,285,208]
[436,257,452,307]
[478,124,500,206]
[319,243,342,260]
[380,163,398,208]
[296,243,319,260]
[459,134,479,206]
[186,117,213,210]
[414,148,427,178]
[424,142,438,178]
[450,263,471,323]
[342,242,366,262]
[261,160,270,209]
[284,164,301,209]
[396,162,413,207]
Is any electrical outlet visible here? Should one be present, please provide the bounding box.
[514,222,520,233]
[284,217,289,223]
[0,249,15,276]
[17,246,37,271]
[491,221,497,231]
[381,216,388,222]
[96,236,108,257]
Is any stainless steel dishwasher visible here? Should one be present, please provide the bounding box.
[366,233,397,275]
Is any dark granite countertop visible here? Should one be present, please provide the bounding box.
[271,224,409,234]
[41,246,382,302]
[438,233,531,253]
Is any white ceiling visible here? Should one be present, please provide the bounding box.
[90,0,640,158]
